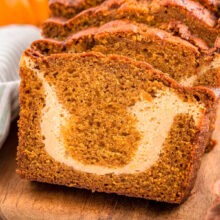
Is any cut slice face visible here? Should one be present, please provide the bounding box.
[17,50,217,204]
[42,0,219,47]
[33,20,220,87]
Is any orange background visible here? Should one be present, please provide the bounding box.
[0,0,49,26]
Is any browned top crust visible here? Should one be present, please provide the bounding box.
[43,0,219,47]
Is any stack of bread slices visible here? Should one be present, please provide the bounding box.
[17,0,220,204]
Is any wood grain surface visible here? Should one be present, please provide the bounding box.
[0,106,220,220]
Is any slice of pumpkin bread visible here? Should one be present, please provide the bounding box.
[17,50,217,204]
[33,20,220,87]
[42,0,219,47]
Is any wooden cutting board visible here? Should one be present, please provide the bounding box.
[0,106,220,220]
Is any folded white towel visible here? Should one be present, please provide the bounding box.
[0,25,41,149]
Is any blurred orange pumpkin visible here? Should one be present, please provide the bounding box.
[0,0,49,26]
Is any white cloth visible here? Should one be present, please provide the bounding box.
[0,25,41,149]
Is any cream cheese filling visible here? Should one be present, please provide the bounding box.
[36,70,204,176]
[180,55,220,87]
[17,50,204,176]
